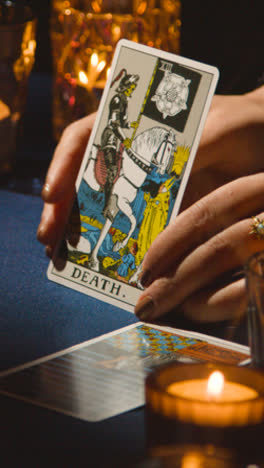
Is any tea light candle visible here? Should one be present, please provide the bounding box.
[167,370,258,403]
[146,363,264,427]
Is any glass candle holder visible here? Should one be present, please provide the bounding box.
[145,362,264,464]
[245,250,264,369]
[0,0,37,174]
[50,0,181,140]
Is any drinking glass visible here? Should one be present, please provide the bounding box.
[245,250,264,368]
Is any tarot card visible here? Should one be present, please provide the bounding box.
[47,39,219,311]
[0,324,249,422]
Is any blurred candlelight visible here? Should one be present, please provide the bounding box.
[0,101,11,120]
[97,59,106,73]
[78,70,89,85]
[50,0,181,140]
[91,52,98,67]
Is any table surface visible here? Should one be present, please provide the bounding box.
[0,73,249,466]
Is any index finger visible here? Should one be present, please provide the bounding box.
[42,113,96,203]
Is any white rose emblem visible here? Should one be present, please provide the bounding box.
[151,73,191,119]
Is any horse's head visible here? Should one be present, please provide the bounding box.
[131,127,177,175]
[154,129,176,175]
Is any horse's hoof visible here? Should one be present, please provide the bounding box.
[88,258,99,272]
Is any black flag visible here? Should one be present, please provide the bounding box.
[142,59,202,133]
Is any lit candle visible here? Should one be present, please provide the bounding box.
[167,370,258,403]
[145,364,264,428]
[146,363,264,460]
[77,53,107,92]
[78,70,89,87]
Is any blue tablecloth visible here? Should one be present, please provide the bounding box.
[0,189,143,463]
[0,188,249,464]
[0,189,137,369]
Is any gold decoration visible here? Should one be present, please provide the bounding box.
[250,216,264,240]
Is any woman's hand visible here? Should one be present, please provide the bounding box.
[37,113,96,256]
[135,87,264,323]
[135,173,264,323]
[37,87,264,323]
[182,87,264,209]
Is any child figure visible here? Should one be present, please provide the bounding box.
[115,242,138,283]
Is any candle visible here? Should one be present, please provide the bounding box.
[146,363,264,462]
[167,370,258,403]
[77,53,107,91]
[146,363,264,427]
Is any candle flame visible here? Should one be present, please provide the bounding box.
[79,71,89,85]
[91,53,99,67]
[207,371,224,398]
[97,60,106,73]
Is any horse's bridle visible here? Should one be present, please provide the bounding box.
[125,147,152,175]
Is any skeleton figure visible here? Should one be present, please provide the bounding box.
[101,69,139,219]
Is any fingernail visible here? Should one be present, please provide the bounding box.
[135,296,155,321]
[41,182,50,201]
[45,245,53,258]
[140,269,152,288]
[37,223,47,243]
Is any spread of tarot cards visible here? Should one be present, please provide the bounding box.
[0,324,249,422]
[47,39,219,312]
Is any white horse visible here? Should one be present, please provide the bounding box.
[82,126,176,272]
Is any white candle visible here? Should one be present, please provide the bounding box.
[167,372,258,403]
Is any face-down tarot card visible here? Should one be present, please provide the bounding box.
[0,323,249,422]
[47,40,219,312]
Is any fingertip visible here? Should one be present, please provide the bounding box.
[41,182,51,202]
[45,245,53,259]
[37,223,47,244]
[139,269,152,288]
[37,222,56,247]
[135,295,155,321]
[37,207,57,246]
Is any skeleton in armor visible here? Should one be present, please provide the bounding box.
[101,70,139,219]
